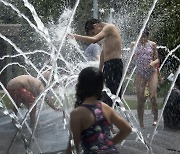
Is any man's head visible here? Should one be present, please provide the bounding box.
[85,18,101,36]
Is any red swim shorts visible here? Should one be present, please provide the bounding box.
[8,88,35,108]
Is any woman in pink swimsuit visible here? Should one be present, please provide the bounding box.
[131,28,160,128]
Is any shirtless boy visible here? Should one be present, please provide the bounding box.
[7,74,59,127]
[68,18,123,107]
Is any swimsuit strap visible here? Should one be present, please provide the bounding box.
[80,102,103,121]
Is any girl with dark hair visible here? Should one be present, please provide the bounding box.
[66,67,131,154]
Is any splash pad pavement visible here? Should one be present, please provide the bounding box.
[1,106,180,154]
[0,107,69,154]
[0,0,179,154]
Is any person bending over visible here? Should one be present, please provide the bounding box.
[7,75,60,127]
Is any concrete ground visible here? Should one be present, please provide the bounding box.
[0,97,179,154]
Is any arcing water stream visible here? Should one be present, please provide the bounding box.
[0,0,179,154]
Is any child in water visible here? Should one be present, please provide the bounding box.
[7,74,60,127]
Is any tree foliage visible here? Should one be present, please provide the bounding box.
[150,0,180,72]
[151,0,180,49]
[0,0,179,63]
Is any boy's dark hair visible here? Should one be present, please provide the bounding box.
[85,18,100,35]
[75,67,104,107]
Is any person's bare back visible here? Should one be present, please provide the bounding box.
[7,74,60,127]
[7,75,44,97]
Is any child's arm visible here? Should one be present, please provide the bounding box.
[45,91,60,111]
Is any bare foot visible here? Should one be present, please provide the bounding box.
[139,122,145,128]
[152,121,157,126]
[140,125,145,129]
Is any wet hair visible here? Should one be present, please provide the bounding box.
[75,67,104,107]
[137,26,150,38]
[143,27,149,37]
[85,18,100,35]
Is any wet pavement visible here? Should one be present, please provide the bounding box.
[0,107,69,154]
[0,102,180,154]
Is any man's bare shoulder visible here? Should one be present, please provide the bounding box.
[103,23,118,32]
[104,23,115,28]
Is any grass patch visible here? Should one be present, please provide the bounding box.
[124,100,163,110]
[1,92,163,110]
[0,93,13,109]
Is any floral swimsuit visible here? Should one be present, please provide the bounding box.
[135,41,156,80]
[80,102,119,154]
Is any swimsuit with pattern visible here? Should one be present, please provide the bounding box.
[80,102,119,154]
[135,41,156,80]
